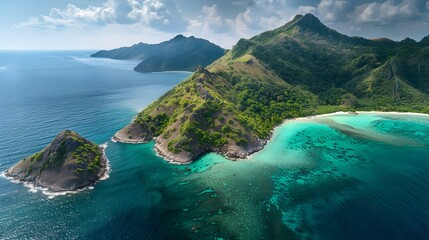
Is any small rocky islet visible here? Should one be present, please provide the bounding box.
[5,130,108,192]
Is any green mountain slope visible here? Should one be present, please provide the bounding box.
[91,35,225,72]
[114,13,429,163]
[243,14,429,110]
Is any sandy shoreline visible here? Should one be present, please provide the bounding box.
[114,111,429,164]
[358,111,429,117]
[244,110,429,161]
[274,110,429,137]
[228,110,429,161]
[283,111,429,122]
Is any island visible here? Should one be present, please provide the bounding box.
[91,34,225,73]
[114,13,429,163]
[4,130,108,192]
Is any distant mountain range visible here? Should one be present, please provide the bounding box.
[91,35,225,72]
[113,13,429,163]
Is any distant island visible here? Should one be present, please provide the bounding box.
[5,130,108,192]
[114,13,429,163]
[91,35,225,73]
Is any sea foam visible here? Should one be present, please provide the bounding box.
[99,142,111,180]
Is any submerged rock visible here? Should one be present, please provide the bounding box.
[5,130,108,192]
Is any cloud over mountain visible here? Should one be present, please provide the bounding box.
[16,0,188,32]
[11,0,429,48]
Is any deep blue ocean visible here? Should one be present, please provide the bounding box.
[0,51,428,239]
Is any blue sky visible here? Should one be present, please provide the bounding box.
[1,0,429,50]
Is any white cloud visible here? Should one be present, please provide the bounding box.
[201,4,229,33]
[224,0,294,35]
[354,0,420,23]
[127,0,187,31]
[187,0,296,47]
[16,16,72,30]
[9,0,429,50]
[16,2,116,30]
[297,5,317,15]
[227,8,256,35]
[296,0,349,22]
[182,0,300,49]
[16,0,187,32]
[259,15,283,30]
[317,0,348,22]
[52,3,115,23]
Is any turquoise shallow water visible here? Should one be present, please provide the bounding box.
[0,52,428,239]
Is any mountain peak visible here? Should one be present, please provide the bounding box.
[173,34,186,40]
[278,13,348,41]
[420,35,429,45]
[294,13,327,32]
[400,37,417,44]
[292,14,304,21]
[300,13,320,21]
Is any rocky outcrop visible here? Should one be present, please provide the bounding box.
[154,137,197,163]
[114,120,268,164]
[112,122,152,143]
[4,130,107,192]
[220,139,267,160]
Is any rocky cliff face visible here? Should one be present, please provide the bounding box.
[5,130,107,192]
